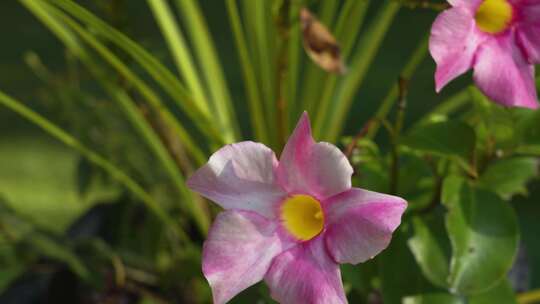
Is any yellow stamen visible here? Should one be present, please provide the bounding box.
[281,195,324,241]
[475,0,513,34]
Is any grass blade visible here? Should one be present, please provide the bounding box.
[49,0,224,149]
[318,1,400,141]
[21,0,210,234]
[174,0,240,142]
[367,33,430,138]
[225,0,269,143]
[0,90,188,241]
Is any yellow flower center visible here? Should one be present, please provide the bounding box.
[475,0,513,34]
[281,195,324,241]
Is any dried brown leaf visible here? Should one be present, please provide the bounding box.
[300,8,346,74]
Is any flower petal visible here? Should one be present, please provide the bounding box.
[202,210,284,304]
[473,35,539,109]
[429,6,483,91]
[324,188,407,264]
[277,113,353,200]
[516,4,540,64]
[187,141,286,218]
[264,236,347,304]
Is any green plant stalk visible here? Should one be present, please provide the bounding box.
[61,13,210,235]
[518,289,540,304]
[256,0,277,133]
[414,89,472,128]
[334,0,370,59]
[173,0,240,143]
[300,0,341,117]
[111,89,210,234]
[146,0,233,143]
[366,33,429,139]
[389,78,408,194]
[48,4,207,166]
[320,1,400,142]
[241,0,277,147]
[275,0,292,147]
[0,90,189,242]
[50,0,225,150]
[313,0,370,134]
[287,2,302,130]
[225,0,269,144]
[22,0,210,234]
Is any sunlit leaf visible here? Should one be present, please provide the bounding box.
[408,215,451,288]
[478,157,538,199]
[442,176,519,295]
[468,279,517,304]
[403,293,464,304]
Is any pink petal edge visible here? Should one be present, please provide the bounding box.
[323,188,407,265]
[429,6,483,92]
[473,34,539,109]
[202,210,285,304]
[264,235,347,304]
[277,113,353,200]
[187,141,287,218]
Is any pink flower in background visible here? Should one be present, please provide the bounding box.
[430,0,540,109]
[187,113,406,304]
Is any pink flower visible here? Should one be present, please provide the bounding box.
[430,0,540,108]
[187,113,406,304]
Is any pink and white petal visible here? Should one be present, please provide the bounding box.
[473,35,539,109]
[324,188,407,265]
[277,113,353,200]
[514,1,540,23]
[514,0,540,62]
[517,25,540,63]
[202,210,285,304]
[264,236,347,304]
[430,6,483,91]
[187,141,286,218]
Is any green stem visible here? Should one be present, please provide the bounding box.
[413,88,471,128]
[146,0,210,121]
[518,289,540,304]
[0,90,189,243]
[313,0,370,134]
[275,0,292,148]
[22,0,210,234]
[300,1,338,120]
[367,33,429,139]
[225,0,269,144]
[50,0,224,151]
[173,0,240,143]
[318,1,400,141]
[389,78,408,194]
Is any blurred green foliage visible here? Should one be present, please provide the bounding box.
[0,0,539,303]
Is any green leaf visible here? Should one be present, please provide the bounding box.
[28,234,89,279]
[478,157,538,199]
[401,121,476,165]
[408,215,451,288]
[442,177,519,295]
[380,227,438,304]
[468,279,517,304]
[403,293,464,304]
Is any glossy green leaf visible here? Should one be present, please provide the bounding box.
[403,293,464,304]
[478,157,538,199]
[380,227,438,304]
[401,121,475,165]
[468,279,517,304]
[442,177,519,295]
[408,215,451,288]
